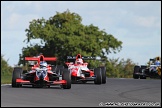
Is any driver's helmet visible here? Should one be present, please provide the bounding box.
[76,58,83,64]
[155,61,160,66]
[40,61,47,68]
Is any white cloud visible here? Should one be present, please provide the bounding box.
[134,16,159,28]
[114,27,161,47]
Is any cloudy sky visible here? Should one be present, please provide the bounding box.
[1,1,161,66]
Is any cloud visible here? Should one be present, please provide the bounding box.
[134,16,159,28]
[114,27,161,46]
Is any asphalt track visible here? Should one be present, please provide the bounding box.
[1,78,161,107]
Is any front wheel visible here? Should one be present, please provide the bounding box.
[12,67,23,87]
[100,66,106,84]
[94,68,102,84]
[62,69,71,89]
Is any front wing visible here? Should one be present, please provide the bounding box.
[16,78,67,85]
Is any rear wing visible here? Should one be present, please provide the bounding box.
[25,55,57,65]
[67,56,96,60]
[67,54,96,60]
[149,58,155,62]
[66,54,96,64]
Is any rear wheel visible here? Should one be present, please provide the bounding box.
[140,65,147,79]
[94,68,102,84]
[133,66,140,79]
[62,69,71,89]
[12,67,23,87]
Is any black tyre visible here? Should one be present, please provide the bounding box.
[133,66,140,79]
[62,69,71,89]
[32,84,35,88]
[140,65,147,79]
[12,67,23,87]
[133,74,139,79]
[94,68,102,84]
[140,65,147,76]
[140,65,147,71]
[134,66,140,73]
[100,66,106,84]
[140,75,146,79]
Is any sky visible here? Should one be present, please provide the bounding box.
[1,1,161,67]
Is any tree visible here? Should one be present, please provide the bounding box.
[19,9,122,68]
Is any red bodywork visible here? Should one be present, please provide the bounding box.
[16,55,67,86]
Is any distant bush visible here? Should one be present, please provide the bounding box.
[106,58,136,78]
[1,54,13,75]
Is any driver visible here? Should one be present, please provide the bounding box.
[75,58,83,65]
[155,57,160,66]
[40,61,48,68]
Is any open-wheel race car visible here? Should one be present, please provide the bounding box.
[133,57,161,79]
[65,54,106,84]
[12,54,71,89]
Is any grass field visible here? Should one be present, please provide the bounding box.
[1,75,12,84]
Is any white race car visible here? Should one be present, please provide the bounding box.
[65,54,106,84]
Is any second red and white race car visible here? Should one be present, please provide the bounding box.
[65,54,106,84]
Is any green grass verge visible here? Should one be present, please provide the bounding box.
[1,75,12,84]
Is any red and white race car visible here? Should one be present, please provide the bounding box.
[65,54,106,84]
[12,54,71,89]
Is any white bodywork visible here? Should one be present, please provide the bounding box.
[149,65,161,73]
[68,63,89,78]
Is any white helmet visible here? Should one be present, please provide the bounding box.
[40,61,47,68]
[76,58,83,64]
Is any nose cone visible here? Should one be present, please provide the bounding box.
[71,71,77,76]
[36,70,47,80]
